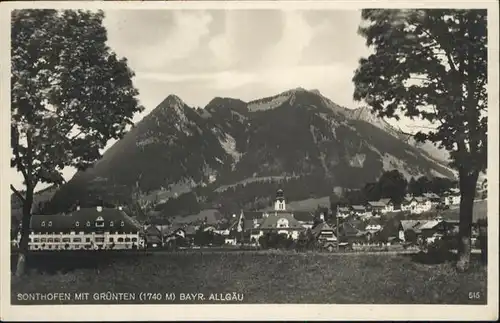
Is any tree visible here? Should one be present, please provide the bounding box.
[377,170,408,204]
[362,182,381,201]
[11,9,144,276]
[194,229,212,246]
[353,9,487,271]
[429,176,456,195]
[404,229,418,245]
[408,175,431,196]
[344,189,368,205]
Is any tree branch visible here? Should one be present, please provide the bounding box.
[10,184,26,203]
[414,19,458,74]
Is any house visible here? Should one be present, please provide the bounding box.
[224,230,239,245]
[366,200,389,215]
[258,214,305,240]
[337,206,351,219]
[398,219,450,243]
[200,224,217,233]
[144,225,163,248]
[401,196,432,214]
[311,220,337,251]
[214,221,232,236]
[443,188,461,205]
[398,220,422,241]
[18,206,145,251]
[145,216,171,238]
[239,211,265,243]
[444,193,461,206]
[232,189,319,243]
[245,218,264,243]
[163,225,189,248]
[164,225,186,242]
[364,217,383,232]
[333,219,365,243]
[423,192,441,205]
[351,205,369,218]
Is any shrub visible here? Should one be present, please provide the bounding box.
[258,232,297,250]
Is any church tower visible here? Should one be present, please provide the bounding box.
[274,189,286,211]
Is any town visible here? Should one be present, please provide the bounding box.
[12,175,488,257]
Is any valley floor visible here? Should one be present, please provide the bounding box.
[11,251,487,304]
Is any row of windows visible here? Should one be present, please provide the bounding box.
[40,220,125,228]
[31,244,140,250]
[30,237,138,243]
[25,231,139,236]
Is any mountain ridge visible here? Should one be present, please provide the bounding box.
[46,88,457,215]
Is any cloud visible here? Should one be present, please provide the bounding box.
[206,10,334,73]
[207,33,235,69]
[264,10,326,67]
[139,11,213,70]
[136,62,354,101]
[104,10,214,72]
[207,10,285,70]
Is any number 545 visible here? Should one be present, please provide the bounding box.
[469,292,481,299]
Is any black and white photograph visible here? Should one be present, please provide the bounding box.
[1,0,498,321]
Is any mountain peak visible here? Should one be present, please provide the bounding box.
[205,96,249,115]
[207,96,247,106]
[150,94,189,122]
[282,87,320,96]
[163,94,186,107]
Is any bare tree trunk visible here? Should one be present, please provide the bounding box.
[16,188,33,277]
[456,172,479,272]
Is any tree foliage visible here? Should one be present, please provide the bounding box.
[258,232,295,250]
[353,9,487,271]
[376,170,408,203]
[11,9,144,275]
[407,175,456,196]
[11,9,144,186]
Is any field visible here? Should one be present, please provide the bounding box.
[286,196,330,211]
[441,199,488,222]
[11,251,487,304]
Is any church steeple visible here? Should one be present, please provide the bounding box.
[274,189,286,211]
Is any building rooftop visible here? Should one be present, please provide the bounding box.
[28,207,143,233]
[259,214,304,230]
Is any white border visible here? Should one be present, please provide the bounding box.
[0,1,498,321]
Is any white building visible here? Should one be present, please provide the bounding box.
[17,206,145,251]
[444,194,461,206]
[367,198,395,215]
[246,189,307,242]
[401,196,432,214]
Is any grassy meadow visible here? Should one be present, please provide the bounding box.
[11,251,487,305]
[440,199,488,222]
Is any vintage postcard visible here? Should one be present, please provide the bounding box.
[0,0,498,321]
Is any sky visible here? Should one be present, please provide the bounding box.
[11,8,426,192]
[102,9,373,115]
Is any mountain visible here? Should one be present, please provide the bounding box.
[345,106,452,164]
[47,88,456,216]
